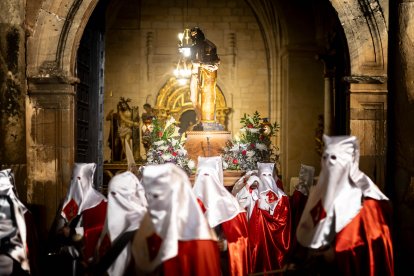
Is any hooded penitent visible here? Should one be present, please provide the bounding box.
[248,162,291,274]
[193,156,249,276]
[257,162,284,192]
[296,135,388,249]
[132,163,221,275]
[234,175,261,220]
[193,156,245,227]
[61,163,106,223]
[0,169,30,273]
[257,162,286,216]
[105,171,148,276]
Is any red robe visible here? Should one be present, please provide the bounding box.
[81,200,110,262]
[334,198,394,276]
[197,199,249,276]
[289,190,308,252]
[221,213,250,276]
[152,240,222,276]
[276,179,284,192]
[248,195,291,274]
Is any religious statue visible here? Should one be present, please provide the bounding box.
[189,27,223,131]
[116,97,139,161]
[106,109,122,161]
[141,103,155,153]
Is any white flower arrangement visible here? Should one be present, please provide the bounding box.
[221,111,280,171]
[145,116,195,175]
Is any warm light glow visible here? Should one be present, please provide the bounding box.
[173,57,191,85]
[177,78,188,85]
[178,32,184,42]
[181,47,191,57]
[174,28,193,85]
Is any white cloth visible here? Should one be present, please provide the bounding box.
[132,163,216,272]
[106,171,148,276]
[235,175,261,220]
[231,170,257,196]
[197,156,224,184]
[193,156,245,228]
[257,162,280,192]
[257,162,286,215]
[294,164,315,196]
[297,135,388,249]
[0,169,29,272]
[61,163,106,223]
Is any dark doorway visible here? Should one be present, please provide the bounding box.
[75,0,109,188]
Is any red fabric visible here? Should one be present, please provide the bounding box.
[83,225,105,261]
[82,200,107,229]
[221,213,250,276]
[289,190,308,251]
[81,200,108,261]
[162,240,222,276]
[249,196,291,275]
[276,179,284,192]
[334,198,394,276]
[196,198,207,213]
[62,198,78,222]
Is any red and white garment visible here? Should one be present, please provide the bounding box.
[193,156,249,276]
[248,162,291,273]
[105,171,148,276]
[0,169,30,273]
[257,162,286,216]
[132,163,221,275]
[296,135,393,275]
[234,175,260,220]
[257,162,284,192]
[231,170,258,196]
[193,156,245,227]
[61,163,107,223]
[297,135,388,248]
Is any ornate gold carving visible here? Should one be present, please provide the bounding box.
[154,77,230,128]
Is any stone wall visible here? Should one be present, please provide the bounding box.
[103,0,269,161]
[0,0,27,198]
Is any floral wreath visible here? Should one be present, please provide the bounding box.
[221,111,280,172]
[145,116,195,175]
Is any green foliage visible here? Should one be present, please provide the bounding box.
[221,111,280,171]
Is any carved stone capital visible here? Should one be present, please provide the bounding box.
[343,75,387,84]
[28,61,79,84]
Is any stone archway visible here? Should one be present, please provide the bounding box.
[24,0,389,230]
[245,0,388,187]
[153,77,231,130]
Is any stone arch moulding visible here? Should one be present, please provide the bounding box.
[329,0,388,76]
[27,0,99,80]
[154,77,231,129]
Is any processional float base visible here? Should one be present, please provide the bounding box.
[185,130,232,164]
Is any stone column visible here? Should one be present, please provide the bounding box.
[389,1,414,273]
[323,73,334,135]
[0,0,27,197]
[316,54,335,135]
[26,77,75,234]
[344,76,387,190]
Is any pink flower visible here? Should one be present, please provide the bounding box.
[232,159,239,164]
